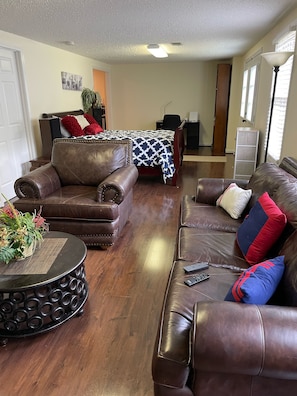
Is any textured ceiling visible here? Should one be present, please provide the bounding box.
[0,0,297,64]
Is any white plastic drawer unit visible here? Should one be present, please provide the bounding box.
[234,127,259,180]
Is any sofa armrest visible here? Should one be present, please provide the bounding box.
[196,178,249,205]
[192,301,297,380]
[97,164,138,204]
[14,163,61,199]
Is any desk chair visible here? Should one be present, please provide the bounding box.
[162,114,182,130]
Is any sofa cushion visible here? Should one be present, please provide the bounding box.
[11,186,120,220]
[177,227,248,269]
[246,162,297,211]
[225,256,285,304]
[180,196,242,232]
[152,259,242,389]
[279,230,297,306]
[237,192,287,265]
[216,183,252,219]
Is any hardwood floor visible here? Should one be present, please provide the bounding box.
[0,155,234,396]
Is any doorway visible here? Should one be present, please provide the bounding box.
[212,64,232,156]
[93,69,108,128]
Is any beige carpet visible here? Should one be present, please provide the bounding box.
[183,155,227,163]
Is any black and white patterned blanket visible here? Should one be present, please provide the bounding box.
[79,129,176,183]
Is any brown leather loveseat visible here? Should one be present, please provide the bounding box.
[152,157,297,396]
[14,138,138,247]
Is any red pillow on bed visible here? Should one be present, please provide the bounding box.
[84,113,104,130]
[84,123,103,135]
[61,115,84,137]
[84,113,99,125]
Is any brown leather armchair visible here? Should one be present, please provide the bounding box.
[14,138,138,248]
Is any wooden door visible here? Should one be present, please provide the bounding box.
[212,64,231,155]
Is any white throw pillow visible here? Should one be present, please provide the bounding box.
[74,114,90,129]
[216,183,252,219]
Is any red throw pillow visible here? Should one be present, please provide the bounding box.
[236,192,287,265]
[84,113,104,130]
[83,113,102,126]
[61,115,84,137]
[84,123,104,135]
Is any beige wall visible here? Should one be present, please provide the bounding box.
[109,61,220,146]
[0,30,110,157]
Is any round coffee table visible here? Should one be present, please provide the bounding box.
[0,231,88,338]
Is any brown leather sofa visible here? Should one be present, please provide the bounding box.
[152,157,297,396]
[14,138,138,248]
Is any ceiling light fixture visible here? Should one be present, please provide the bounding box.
[147,44,168,58]
[62,40,75,46]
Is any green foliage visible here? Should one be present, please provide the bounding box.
[0,195,48,264]
[81,88,101,112]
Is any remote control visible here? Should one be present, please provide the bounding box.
[184,273,210,287]
[183,262,209,273]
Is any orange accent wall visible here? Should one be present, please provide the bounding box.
[93,69,106,106]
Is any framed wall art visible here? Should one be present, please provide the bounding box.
[61,72,82,91]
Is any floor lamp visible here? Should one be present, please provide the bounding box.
[261,51,294,162]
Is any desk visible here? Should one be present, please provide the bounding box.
[156,120,200,149]
[0,231,88,338]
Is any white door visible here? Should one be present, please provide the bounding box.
[0,47,30,201]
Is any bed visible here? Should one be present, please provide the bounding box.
[39,109,184,186]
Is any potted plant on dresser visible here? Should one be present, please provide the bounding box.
[81,88,101,113]
[81,88,105,128]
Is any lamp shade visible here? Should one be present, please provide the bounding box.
[261,51,294,67]
[147,44,168,58]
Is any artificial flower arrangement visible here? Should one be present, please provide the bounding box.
[0,195,49,264]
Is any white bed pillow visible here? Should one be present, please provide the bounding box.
[58,118,71,137]
[74,114,90,129]
[216,183,252,219]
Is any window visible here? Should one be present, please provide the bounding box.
[245,65,257,121]
[265,30,296,163]
[240,70,248,118]
[240,50,261,123]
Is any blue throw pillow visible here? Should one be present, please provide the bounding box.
[224,256,285,304]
